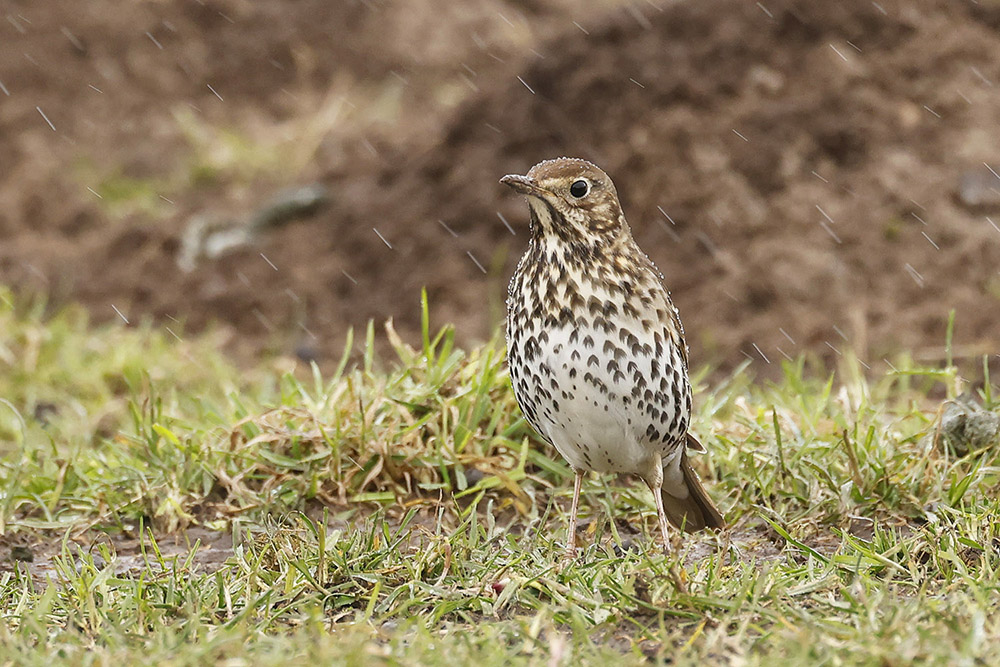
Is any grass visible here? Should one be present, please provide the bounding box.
[1,289,999,665]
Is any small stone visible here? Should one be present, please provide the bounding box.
[10,546,33,562]
[939,395,1000,456]
[957,170,1000,208]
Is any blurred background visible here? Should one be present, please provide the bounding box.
[1,0,998,375]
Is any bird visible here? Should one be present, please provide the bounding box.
[501,157,724,558]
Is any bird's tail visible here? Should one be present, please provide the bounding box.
[660,436,725,532]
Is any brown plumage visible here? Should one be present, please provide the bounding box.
[501,157,724,557]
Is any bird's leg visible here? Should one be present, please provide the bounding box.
[564,469,584,560]
[647,454,672,555]
[648,455,688,594]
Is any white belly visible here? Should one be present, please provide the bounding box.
[508,322,690,475]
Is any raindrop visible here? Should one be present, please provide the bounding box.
[260,253,278,271]
[497,212,516,235]
[438,220,459,238]
[654,217,680,242]
[299,322,318,341]
[904,263,925,287]
[6,16,26,34]
[252,308,274,332]
[373,228,393,249]
[751,343,771,364]
[467,251,487,274]
[819,221,841,244]
[625,5,652,29]
[36,106,55,131]
[971,67,993,87]
[460,74,479,92]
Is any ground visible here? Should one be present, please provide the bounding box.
[2,0,999,374]
[3,0,1000,663]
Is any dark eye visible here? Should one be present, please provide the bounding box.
[569,179,589,198]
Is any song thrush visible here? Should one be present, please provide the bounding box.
[501,157,724,557]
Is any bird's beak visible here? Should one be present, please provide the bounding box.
[500,173,547,197]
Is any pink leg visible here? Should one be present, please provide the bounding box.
[647,453,671,555]
[565,470,584,559]
[648,455,688,593]
[649,477,672,556]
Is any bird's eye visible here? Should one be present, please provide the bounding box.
[569,179,589,198]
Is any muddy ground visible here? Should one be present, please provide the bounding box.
[1,0,999,374]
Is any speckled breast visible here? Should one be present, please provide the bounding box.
[506,269,692,475]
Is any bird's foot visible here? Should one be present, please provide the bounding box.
[667,561,689,595]
[562,540,579,564]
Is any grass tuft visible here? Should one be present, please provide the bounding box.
[2,288,999,664]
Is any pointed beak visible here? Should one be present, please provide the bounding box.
[500,173,547,197]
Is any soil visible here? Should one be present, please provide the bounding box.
[0,509,801,584]
[2,0,1000,375]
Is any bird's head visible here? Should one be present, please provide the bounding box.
[500,157,629,243]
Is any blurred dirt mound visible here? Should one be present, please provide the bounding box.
[371,0,1000,368]
[2,0,999,373]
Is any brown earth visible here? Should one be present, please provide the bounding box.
[2,0,999,375]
